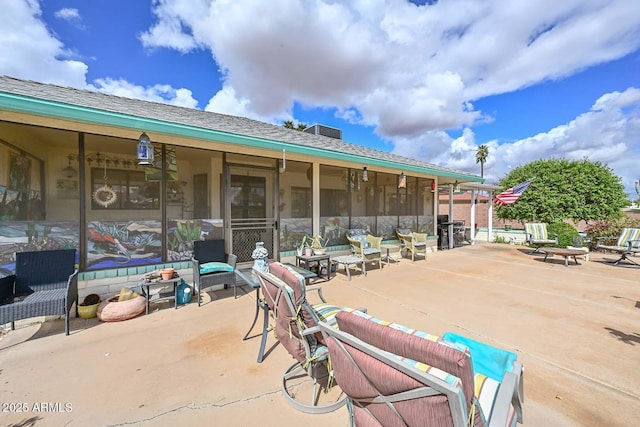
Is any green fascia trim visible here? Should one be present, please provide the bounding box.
[0,92,481,182]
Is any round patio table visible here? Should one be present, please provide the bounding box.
[540,248,586,267]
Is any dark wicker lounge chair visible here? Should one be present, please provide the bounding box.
[0,249,78,336]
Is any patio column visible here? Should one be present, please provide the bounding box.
[312,162,320,236]
[470,189,476,245]
[488,192,494,243]
[448,184,454,249]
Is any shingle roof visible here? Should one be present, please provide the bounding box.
[0,76,480,181]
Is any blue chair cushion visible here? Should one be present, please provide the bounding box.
[199,262,234,275]
[351,235,370,248]
[362,248,381,255]
[443,332,517,382]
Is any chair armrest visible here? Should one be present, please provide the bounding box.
[366,234,383,249]
[192,257,202,281]
[301,325,321,336]
[227,253,238,268]
[346,236,363,253]
[488,369,520,427]
[306,285,327,303]
[66,270,79,308]
[0,274,17,303]
[626,239,640,250]
[412,232,428,243]
[595,236,615,249]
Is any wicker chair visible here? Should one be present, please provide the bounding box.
[346,229,382,270]
[395,227,428,262]
[0,249,78,336]
[192,239,237,304]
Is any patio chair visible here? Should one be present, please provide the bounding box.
[318,310,524,427]
[0,249,78,336]
[524,223,558,253]
[254,262,358,414]
[595,227,640,266]
[192,239,237,304]
[395,228,428,261]
[346,229,382,270]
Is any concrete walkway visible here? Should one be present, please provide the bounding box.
[1,243,639,426]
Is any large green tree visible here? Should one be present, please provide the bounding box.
[496,158,628,224]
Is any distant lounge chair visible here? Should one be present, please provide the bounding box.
[596,228,640,266]
[524,223,558,253]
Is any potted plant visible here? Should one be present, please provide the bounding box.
[78,293,101,319]
[302,234,328,255]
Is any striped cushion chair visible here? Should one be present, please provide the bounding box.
[319,310,523,427]
[254,262,360,414]
[524,223,558,253]
[596,227,640,266]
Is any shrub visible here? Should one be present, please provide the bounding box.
[584,217,640,248]
[548,222,579,248]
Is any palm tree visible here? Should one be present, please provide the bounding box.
[475,145,489,178]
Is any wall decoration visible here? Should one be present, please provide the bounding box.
[8,151,31,192]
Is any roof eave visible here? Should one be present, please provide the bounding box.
[0,91,482,182]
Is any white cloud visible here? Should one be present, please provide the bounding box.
[393,87,640,198]
[140,0,640,137]
[54,8,81,23]
[92,78,199,108]
[0,0,87,87]
[0,1,199,110]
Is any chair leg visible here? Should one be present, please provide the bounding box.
[281,361,347,414]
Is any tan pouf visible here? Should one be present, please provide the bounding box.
[97,295,146,322]
[566,246,589,261]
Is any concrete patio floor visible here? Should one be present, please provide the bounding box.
[1,243,639,426]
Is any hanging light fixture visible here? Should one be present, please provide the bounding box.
[431,180,436,192]
[62,155,77,179]
[362,166,368,182]
[398,171,406,189]
[136,132,154,166]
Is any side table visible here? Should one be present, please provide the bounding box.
[295,253,331,281]
[381,243,401,264]
[141,276,182,315]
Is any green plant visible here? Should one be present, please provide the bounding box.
[168,220,202,252]
[494,236,509,244]
[302,234,328,249]
[584,217,640,247]
[548,222,579,248]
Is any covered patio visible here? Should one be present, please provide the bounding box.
[1,243,639,426]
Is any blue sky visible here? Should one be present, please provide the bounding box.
[2,0,640,198]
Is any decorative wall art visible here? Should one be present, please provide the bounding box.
[8,151,31,192]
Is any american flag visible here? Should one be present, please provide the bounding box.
[494,180,532,206]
